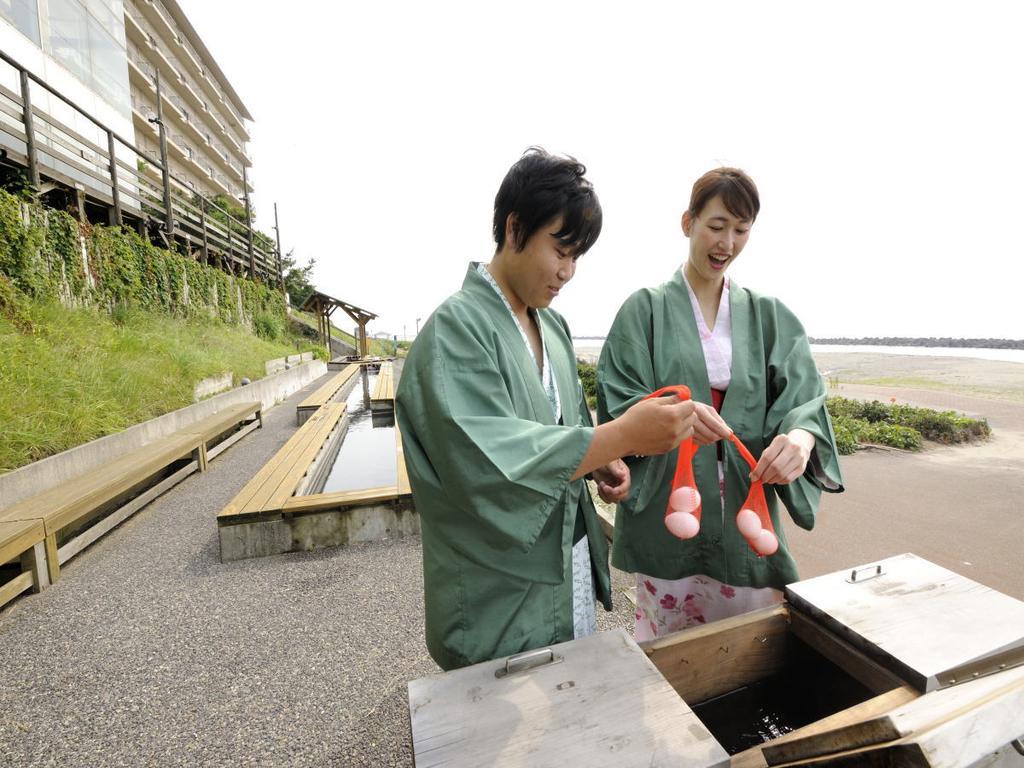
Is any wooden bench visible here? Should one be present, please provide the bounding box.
[0,401,263,587]
[370,362,395,412]
[182,401,262,471]
[219,402,348,522]
[0,519,49,610]
[296,364,361,425]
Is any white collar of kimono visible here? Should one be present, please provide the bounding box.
[475,263,561,421]
[680,269,733,391]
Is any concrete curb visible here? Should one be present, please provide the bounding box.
[0,360,327,509]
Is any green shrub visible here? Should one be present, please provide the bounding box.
[577,361,597,410]
[254,311,283,341]
[863,421,922,451]
[827,396,989,453]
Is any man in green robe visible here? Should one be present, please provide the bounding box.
[396,149,696,670]
[597,271,845,591]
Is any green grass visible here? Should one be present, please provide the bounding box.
[0,299,321,472]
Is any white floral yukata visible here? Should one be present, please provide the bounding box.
[633,273,782,642]
[477,264,598,639]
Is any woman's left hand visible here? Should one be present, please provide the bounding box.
[593,459,631,503]
[751,429,815,485]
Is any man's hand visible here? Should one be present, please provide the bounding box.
[619,395,697,456]
[751,429,815,485]
[692,401,732,446]
[592,459,630,503]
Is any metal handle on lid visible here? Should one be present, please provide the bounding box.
[495,648,563,679]
[847,564,885,583]
[1012,737,1024,756]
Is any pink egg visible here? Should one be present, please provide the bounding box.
[753,530,779,556]
[736,509,763,539]
[669,486,701,514]
[665,511,700,539]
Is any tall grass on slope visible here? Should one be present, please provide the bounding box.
[0,300,309,472]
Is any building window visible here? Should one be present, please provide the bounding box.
[0,0,41,44]
[47,0,131,114]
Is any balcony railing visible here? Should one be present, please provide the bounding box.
[0,50,281,288]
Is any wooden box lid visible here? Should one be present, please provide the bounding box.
[785,553,1024,693]
[407,628,729,767]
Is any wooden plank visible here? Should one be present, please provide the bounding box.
[179,401,260,443]
[0,432,200,534]
[262,406,347,510]
[282,485,400,515]
[765,666,1024,766]
[204,417,260,462]
[56,460,198,565]
[0,519,45,566]
[789,608,907,695]
[43,434,200,534]
[24,540,49,592]
[371,362,394,403]
[44,533,59,583]
[409,628,730,768]
[642,604,791,705]
[786,553,1024,692]
[218,408,331,518]
[755,686,919,765]
[218,404,346,518]
[0,571,34,610]
[298,364,360,410]
[395,421,411,496]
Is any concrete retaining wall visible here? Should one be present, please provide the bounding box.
[218,498,418,562]
[0,360,327,509]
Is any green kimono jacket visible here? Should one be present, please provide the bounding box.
[597,270,844,589]
[395,264,612,671]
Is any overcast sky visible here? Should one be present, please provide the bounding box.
[177,0,1023,341]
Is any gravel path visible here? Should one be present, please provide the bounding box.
[0,366,635,767]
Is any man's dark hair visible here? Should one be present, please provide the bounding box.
[492,147,603,256]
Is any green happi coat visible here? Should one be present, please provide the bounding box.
[396,264,612,671]
[597,270,844,589]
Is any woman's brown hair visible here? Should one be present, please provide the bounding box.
[688,167,760,222]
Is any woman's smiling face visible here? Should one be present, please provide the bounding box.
[682,195,752,282]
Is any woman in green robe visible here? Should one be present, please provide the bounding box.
[597,167,844,641]
[396,149,697,670]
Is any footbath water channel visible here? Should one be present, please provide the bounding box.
[311,367,398,494]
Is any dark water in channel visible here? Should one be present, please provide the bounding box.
[320,369,397,493]
[690,637,875,754]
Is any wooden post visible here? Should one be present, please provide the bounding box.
[199,199,209,264]
[243,165,255,279]
[153,69,174,236]
[107,130,122,226]
[273,202,286,294]
[19,68,40,190]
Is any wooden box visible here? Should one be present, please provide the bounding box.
[408,554,1024,766]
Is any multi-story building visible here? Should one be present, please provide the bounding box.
[0,0,274,281]
[123,0,252,200]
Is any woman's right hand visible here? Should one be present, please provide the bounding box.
[691,401,732,446]
[620,395,697,456]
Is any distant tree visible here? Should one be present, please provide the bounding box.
[281,249,316,306]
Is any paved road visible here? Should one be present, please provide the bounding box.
[787,384,1024,599]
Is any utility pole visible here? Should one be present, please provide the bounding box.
[273,202,286,294]
[150,69,173,236]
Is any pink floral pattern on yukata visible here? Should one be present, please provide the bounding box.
[633,574,783,642]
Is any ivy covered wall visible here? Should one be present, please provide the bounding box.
[0,188,284,326]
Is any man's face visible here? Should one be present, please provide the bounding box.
[507,218,578,310]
